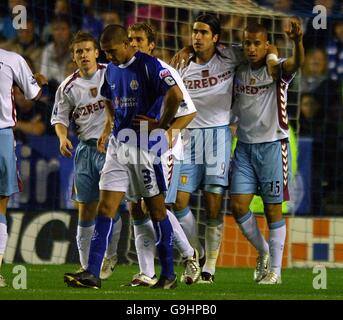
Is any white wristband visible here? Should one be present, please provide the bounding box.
[266,53,278,62]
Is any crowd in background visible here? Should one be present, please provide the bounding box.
[0,0,342,215]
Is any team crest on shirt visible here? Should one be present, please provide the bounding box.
[249,78,256,85]
[90,87,98,97]
[130,80,139,90]
[202,70,209,77]
[180,176,188,185]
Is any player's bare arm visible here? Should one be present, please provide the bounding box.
[97,100,114,153]
[55,123,73,158]
[158,85,184,130]
[265,43,280,79]
[282,18,304,75]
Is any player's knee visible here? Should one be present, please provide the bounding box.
[97,201,115,218]
[230,200,248,217]
[173,194,189,212]
[150,207,167,221]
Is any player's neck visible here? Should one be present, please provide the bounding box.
[79,65,97,79]
[250,60,265,70]
[195,48,215,64]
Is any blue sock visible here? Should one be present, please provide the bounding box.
[153,216,175,279]
[87,215,113,278]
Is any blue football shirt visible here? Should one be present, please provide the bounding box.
[101,51,177,151]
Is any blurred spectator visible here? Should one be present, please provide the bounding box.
[299,93,338,214]
[1,18,43,72]
[327,20,343,81]
[81,0,103,40]
[300,47,340,122]
[98,0,123,27]
[301,47,328,92]
[41,0,72,43]
[40,14,72,94]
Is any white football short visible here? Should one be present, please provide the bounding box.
[99,136,173,201]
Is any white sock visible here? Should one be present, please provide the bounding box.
[0,217,8,269]
[202,222,223,275]
[268,221,286,277]
[237,211,269,255]
[167,209,194,258]
[105,215,122,258]
[175,207,204,258]
[133,218,156,278]
[76,222,95,270]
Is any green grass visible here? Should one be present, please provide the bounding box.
[0,264,342,300]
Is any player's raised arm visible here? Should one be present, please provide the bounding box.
[281,18,304,76]
[265,43,280,80]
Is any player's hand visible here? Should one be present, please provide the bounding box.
[266,43,280,80]
[132,115,159,132]
[169,46,193,69]
[59,137,73,158]
[33,73,48,87]
[285,18,303,43]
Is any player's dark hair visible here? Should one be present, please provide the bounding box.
[194,14,221,42]
[128,22,156,44]
[100,24,128,45]
[244,22,268,39]
[69,31,98,53]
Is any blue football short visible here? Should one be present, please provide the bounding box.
[72,139,105,203]
[230,139,291,203]
[0,128,21,196]
[177,125,232,193]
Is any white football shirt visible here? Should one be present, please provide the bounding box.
[232,59,295,144]
[178,46,243,128]
[0,49,41,129]
[51,64,108,141]
[158,59,196,160]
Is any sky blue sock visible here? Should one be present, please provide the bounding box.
[87,215,113,278]
[153,216,175,279]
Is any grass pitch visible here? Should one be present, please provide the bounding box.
[0,264,342,300]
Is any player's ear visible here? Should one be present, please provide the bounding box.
[95,48,99,59]
[213,34,219,44]
[149,41,156,53]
